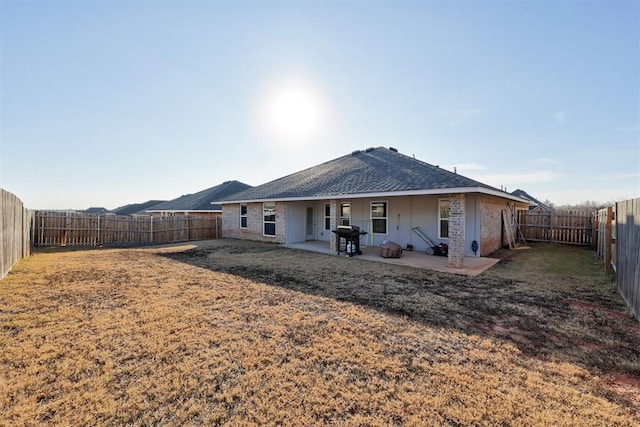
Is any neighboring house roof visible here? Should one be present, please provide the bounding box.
[217,147,527,204]
[83,207,109,214]
[510,189,549,210]
[111,200,166,216]
[147,180,252,213]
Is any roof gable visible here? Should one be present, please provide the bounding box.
[219,147,507,202]
[511,189,548,209]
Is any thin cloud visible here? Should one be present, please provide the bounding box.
[443,163,487,172]
[596,172,640,180]
[472,170,563,186]
[529,157,560,166]
[553,111,567,123]
[614,125,640,132]
[444,108,482,126]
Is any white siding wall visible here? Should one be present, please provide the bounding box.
[282,195,482,256]
[224,195,486,256]
[285,202,306,244]
[407,196,440,252]
[465,195,481,256]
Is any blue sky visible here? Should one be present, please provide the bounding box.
[1,0,638,210]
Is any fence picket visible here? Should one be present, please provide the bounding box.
[615,198,640,321]
[1,189,32,279]
[518,209,594,246]
[32,211,219,247]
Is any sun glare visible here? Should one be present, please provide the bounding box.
[271,90,318,136]
[268,85,322,140]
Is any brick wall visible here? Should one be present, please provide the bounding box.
[479,196,505,256]
[328,199,338,252]
[448,193,465,268]
[476,196,530,256]
[222,202,285,243]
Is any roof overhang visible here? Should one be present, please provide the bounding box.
[218,187,532,205]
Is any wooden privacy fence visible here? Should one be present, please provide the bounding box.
[1,188,32,279]
[518,209,594,246]
[595,207,615,272]
[33,211,221,247]
[615,198,640,322]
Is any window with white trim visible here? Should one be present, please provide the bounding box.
[371,201,388,234]
[263,202,276,236]
[340,203,351,226]
[438,199,450,239]
[324,203,331,230]
[240,204,247,228]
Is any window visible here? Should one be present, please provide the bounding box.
[263,202,276,236]
[324,203,331,230]
[340,203,351,226]
[371,201,388,234]
[240,204,247,228]
[439,199,450,238]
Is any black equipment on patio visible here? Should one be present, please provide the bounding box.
[411,226,448,256]
[331,225,367,256]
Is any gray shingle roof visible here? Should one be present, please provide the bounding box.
[147,180,252,212]
[112,200,166,216]
[511,189,548,209]
[218,147,505,202]
[83,207,110,214]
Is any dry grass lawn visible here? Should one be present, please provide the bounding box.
[1,239,639,425]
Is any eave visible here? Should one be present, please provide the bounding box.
[219,187,532,205]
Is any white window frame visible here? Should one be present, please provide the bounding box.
[438,199,450,239]
[340,203,351,226]
[324,203,331,230]
[263,202,276,237]
[240,204,248,229]
[371,201,388,235]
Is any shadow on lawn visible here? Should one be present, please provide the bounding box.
[159,240,640,382]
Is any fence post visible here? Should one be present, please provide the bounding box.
[592,211,598,250]
[605,206,613,273]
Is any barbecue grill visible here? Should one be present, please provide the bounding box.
[331,225,367,256]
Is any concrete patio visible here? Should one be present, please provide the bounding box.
[283,240,500,277]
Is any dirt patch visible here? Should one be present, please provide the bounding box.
[608,374,640,406]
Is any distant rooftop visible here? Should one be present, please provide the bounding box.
[147,180,252,212]
[111,200,166,216]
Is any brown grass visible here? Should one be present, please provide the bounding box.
[0,240,638,425]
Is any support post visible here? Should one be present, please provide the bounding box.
[448,193,465,268]
[329,199,338,253]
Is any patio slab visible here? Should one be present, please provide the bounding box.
[283,241,500,276]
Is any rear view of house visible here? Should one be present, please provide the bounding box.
[217,147,530,267]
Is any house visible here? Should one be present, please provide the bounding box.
[510,189,551,211]
[217,147,530,267]
[111,200,166,216]
[145,180,251,219]
[83,207,110,214]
